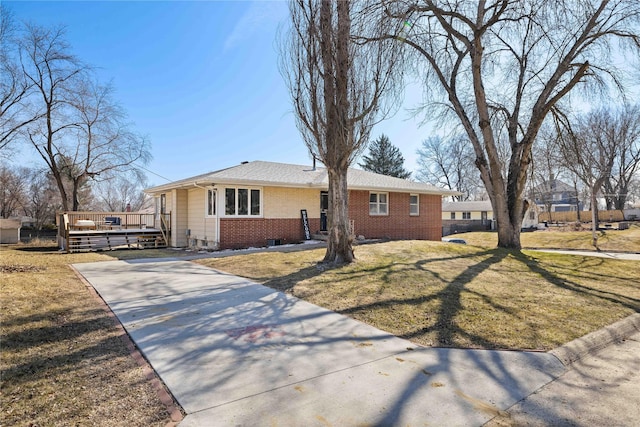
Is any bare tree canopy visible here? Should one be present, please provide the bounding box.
[281,0,402,263]
[383,0,640,249]
[600,104,640,210]
[554,105,640,243]
[0,6,37,155]
[416,135,481,200]
[9,22,151,211]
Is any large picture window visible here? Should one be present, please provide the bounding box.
[225,187,261,216]
[369,192,388,215]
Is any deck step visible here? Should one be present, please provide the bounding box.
[66,230,167,253]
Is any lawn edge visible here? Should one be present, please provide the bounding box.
[69,264,185,426]
[549,312,640,366]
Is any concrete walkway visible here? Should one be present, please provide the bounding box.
[529,249,640,261]
[72,259,636,426]
[487,330,640,426]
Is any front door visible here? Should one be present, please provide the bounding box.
[320,191,328,232]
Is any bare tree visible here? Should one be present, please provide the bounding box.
[63,79,151,210]
[416,135,480,201]
[281,0,401,263]
[384,0,640,249]
[0,6,38,155]
[23,168,59,229]
[93,173,151,212]
[18,24,151,211]
[555,108,621,246]
[0,163,28,218]
[19,24,86,211]
[600,104,640,211]
[529,125,567,222]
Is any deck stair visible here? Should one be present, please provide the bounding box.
[67,229,167,253]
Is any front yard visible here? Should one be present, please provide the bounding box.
[198,236,640,350]
[2,225,638,425]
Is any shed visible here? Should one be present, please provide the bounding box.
[0,218,21,244]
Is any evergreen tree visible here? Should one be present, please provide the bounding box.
[359,134,411,179]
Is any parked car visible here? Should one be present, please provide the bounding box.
[442,237,467,244]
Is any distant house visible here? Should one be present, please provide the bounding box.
[145,160,458,250]
[442,200,539,235]
[532,178,581,212]
[442,201,494,235]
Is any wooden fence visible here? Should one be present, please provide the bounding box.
[539,210,626,223]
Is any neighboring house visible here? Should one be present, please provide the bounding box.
[442,200,539,235]
[145,160,458,250]
[442,200,494,235]
[532,178,581,212]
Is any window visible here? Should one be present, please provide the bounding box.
[160,194,166,214]
[462,211,471,219]
[225,189,236,215]
[450,212,456,220]
[409,194,419,216]
[251,189,260,215]
[225,187,261,216]
[369,192,388,215]
[206,189,216,216]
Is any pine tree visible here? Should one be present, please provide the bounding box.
[359,134,411,179]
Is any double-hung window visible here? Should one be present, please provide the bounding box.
[369,192,388,215]
[206,189,216,217]
[409,194,419,216]
[225,187,261,216]
[462,211,471,219]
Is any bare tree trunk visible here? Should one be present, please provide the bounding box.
[591,188,598,247]
[324,168,353,263]
[282,0,400,264]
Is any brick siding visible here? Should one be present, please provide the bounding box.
[220,190,442,249]
[220,217,320,249]
[349,190,442,240]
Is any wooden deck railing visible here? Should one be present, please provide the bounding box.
[57,211,172,253]
[58,211,160,231]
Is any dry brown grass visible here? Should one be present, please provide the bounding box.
[0,242,174,427]
[2,225,639,424]
[462,222,640,251]
[199,239,640,351]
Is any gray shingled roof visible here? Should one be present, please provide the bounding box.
[146,160,459,196]
[442,200,492,212]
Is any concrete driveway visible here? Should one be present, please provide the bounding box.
[73,259,570,426]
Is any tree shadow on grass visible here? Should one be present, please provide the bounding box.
[261,247,512,349]
[514,252,640,312]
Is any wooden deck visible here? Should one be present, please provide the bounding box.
[58,211,171,253]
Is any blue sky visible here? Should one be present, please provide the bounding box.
[7,0,431,186]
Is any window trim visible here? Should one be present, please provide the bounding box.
[409,194,419,216]
[369,192,389,216]
[223,186,262,217]
[450,212,456,220]
[462,211,471,220]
